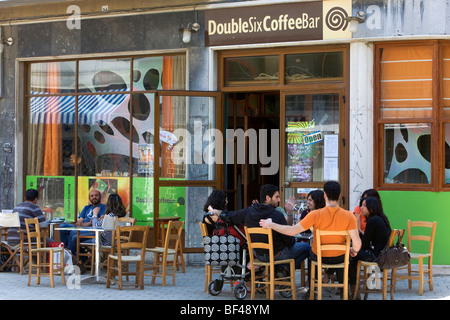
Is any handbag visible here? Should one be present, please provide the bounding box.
[376,230,410,270]
[203,221,240,267]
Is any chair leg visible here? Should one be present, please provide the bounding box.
[390,268,397,300]
[310,264,316,300]
[407,262,412,289]
[36,253,41,285]
[317,269,322,300]
[49,250,55,288]
[354,261,361,300]
[27,253,32,286]
[290,261,297,300]
[382,269,388,300]
[106,257,111,288]
[429,258,434,291]
[250,268,255,300]
[151,252,158,284]
[162,253,167,287]
[418,257,424,296]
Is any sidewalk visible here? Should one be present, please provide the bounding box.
[0,264,449,301]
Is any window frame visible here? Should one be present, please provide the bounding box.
[374,40,441,191]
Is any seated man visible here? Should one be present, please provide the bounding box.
[7,189,52,246]
[259,181,361,295]
[59,189,106,255]
[209,184,310,271]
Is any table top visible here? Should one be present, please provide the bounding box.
[294,232,313,240]
[155,216,180,222]
[55,226,104,232]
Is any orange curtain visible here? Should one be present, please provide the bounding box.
[161,56,175,178]
[43,62,62,176]
[380,45,433,119]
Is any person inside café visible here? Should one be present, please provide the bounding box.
[59,189,106,256]
[208,184,311,272]
[259,181,361,298]
[348,196,391,299]
[7,188,53,247]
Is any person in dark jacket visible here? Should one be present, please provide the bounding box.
[348,196,391,299]
[209,184,310,270]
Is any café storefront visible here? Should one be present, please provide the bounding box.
[3,0,449,264]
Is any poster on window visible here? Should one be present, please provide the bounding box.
[138,144,154,175]
[286,121,316,182]
[26,176,76,221]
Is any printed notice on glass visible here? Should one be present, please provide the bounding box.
[324,135,339,158]
[324,157,338,181]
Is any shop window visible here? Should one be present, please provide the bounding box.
[383,123,431,184]
[224,55,279,86]
[376,42,442,189]
[25,54,187,220]
[285,51,343,83]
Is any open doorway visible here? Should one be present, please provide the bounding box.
[224,92,280,211]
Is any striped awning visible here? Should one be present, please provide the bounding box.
[29,91,128,125]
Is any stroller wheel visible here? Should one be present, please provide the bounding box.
[233,283,247,300]
[208,279,223,296]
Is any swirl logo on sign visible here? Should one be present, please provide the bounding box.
[325,7,349,31]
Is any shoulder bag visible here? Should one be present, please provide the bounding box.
[376,230,410,270]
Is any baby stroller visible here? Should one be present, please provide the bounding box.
[203,218,251,300]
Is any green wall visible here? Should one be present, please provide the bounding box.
[379,191,447,265]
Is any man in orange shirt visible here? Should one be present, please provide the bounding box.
[259,181,361,294]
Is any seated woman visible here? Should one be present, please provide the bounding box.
[300,189,325,229]
[348,196,392,299]
[353,188,382,236]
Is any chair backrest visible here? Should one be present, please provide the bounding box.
[245,226,275,262]
[388,229,405,247]
[0,212,20,228]
[24,218,42,250]
[164,221,184,252]
[118,217,136,226]
[114,225,149,258]
[315,229,351,264]
[407,220,437,254]
[199,222,208,238]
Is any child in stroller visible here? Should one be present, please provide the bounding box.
[202,190,254,299]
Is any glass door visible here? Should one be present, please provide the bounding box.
[280,90,346,217]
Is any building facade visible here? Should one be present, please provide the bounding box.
[0,0,447,264]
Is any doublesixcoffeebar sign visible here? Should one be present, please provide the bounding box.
[205,0,352,46]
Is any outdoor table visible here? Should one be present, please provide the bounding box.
[55,226,105,283]
[294,231,313,244]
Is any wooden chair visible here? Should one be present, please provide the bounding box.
[310,229,351,300]
[199,222,233,292]
[106,224,149,290]
[77,230,95,275]
[155,216,185,273]
[353,229,405,300]
[0,212,21,272]
[25,218,65,288]
[144,220,184,286]
[391,220,437,296]
[100,217,136,269]
[245,226,297,300]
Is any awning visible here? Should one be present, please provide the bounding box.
[29,91,128,125]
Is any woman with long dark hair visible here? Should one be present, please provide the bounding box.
[349,196,392,299]
[90,193,127,246]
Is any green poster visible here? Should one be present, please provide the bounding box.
[132,177,186,227]
[25,175,76,221]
